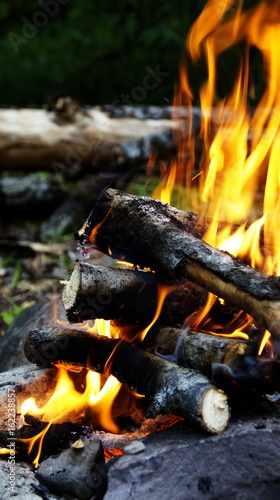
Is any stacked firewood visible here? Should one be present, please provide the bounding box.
[25,189,280,434]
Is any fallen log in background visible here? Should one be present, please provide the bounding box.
[25,327,230,434]
[77,188,280,340]
[61,261,207,326]
[0,106,179,169]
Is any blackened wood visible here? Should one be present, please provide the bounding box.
[77,189,280,340]
[25,327,229,433]
[0,422,94,464]
[61,261,207,325]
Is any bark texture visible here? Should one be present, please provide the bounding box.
[25,327,229,433]
[142,326,250,377]
[77,189,280,339]
[61,261,207,325]
[0,108,178,169]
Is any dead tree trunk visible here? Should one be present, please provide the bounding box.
[0,107,178,169]
[77,188,280,340]
[25,327,230,434]
[61,262,207,325]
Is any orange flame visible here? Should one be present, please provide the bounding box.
[21,318,121,467]
[149,0,280,353]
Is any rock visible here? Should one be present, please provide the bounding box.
[37,438,107,499]
[104,418,280,500]
[0,173,63,216]
[0,299,63,372]
[0,365,57,429]
[123,441,145,455]
[0,459,59,499]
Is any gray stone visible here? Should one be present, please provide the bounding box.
[0,365,57,429]
[0,299,65,372]
[0,459,59,499]
[37,439,107,499]
[104,418,280,500]
[123,440,145,455]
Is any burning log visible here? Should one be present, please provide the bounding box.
[77,188,280,340]
[142,327,280,394]
[142,327,250,377]
[61,261,207,325]
[0,419,95,464]
[24,327,230,434]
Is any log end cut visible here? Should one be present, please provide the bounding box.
[201,387,229,434]
[61,263,82,321]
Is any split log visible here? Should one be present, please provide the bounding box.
[77,188,280,340]
[142,327,251,377]
[61,261,207,325]
[0,106,178,170]
[25,327,230,434]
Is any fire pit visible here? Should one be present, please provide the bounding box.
[1,1,280,499]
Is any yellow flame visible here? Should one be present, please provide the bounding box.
[137,284,176,342]
[21,318,121,466]
[258,330,272,356]
[150,0,280,339]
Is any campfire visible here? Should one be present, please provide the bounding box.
[1,0,280,498]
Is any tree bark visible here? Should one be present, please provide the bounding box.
[0,107,178,169]
[77,188,280,340]
[25,327,230,434]
[142,326,250,377]
[61,261,207,325]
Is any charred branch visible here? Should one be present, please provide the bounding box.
[61,261,207,326]
[25,327,230,434]
[77,189,280,340]
[0,420,94,464]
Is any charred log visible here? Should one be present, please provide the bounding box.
[25,327,230,434]
[61,261,207,326]
[0,420,94,464]
[77,189,280,340]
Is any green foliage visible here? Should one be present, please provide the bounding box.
[0,295,24,325]
[0,0,262,107]
[11,260,21,288]
[0,305,24,325]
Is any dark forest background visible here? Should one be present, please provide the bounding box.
[0,0,261,108]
